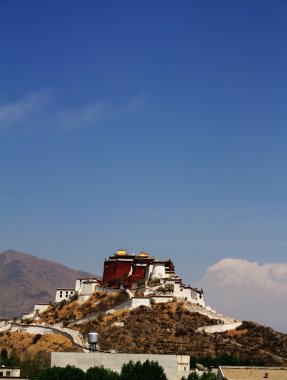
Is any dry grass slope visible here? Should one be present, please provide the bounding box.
[0,330,78,360]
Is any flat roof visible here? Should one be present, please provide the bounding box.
[220,366,287,380]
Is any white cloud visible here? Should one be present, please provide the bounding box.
[197,258,287,332]
[58,94,146,129]
[58,102,108,129]
[0,90,51,128]
[115,94,146,116]
[0,91,146,131]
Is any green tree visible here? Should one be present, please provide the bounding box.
[201,372,217,380]
[86,366,120,380]
[181,372,200,380]
[0,348,8,363]
[39,365,85,380]
[21,351,50,378]
[121,360,167,380]
[7,348,20,367]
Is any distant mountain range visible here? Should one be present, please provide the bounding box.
[0,249,94,318]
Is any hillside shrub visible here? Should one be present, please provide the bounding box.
[148,278,160,286]
[32,334,42,344]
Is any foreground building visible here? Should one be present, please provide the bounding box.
[51,352,190,380]
[217,366,287,380]
[0,366,28,379]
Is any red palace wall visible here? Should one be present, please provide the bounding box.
[102,259,132,284]
[132,265,146,278]
[102,254,175,289]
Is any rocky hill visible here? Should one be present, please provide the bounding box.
[0,249,94,318]
[2,296,286,367]
[1,251,286,368]
[34,292,287,367]
[80,302,287,366]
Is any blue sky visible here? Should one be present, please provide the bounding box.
[0,0,286,288]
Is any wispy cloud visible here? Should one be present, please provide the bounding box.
[57,102,108,129]
[0,91,146,131]
[0,90,51,129]
[57,94,146,129]
[198,258,287,332]
[115,94,146,116]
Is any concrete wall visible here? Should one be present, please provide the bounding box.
[51,352,188,380]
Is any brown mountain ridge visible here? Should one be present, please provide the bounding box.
[0,249,94,319]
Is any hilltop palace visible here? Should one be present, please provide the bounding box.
[16,249,241,380]
[54,249,205,307]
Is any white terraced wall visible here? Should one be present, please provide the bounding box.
[77,280,98,302]
[150,262,166,279]
[197,322,242,333]
[143,278,205,307]
[106,297,151,314]
[34,304,49,314]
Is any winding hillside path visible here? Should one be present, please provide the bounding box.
[184,303,242,333]
[10,323,87,350]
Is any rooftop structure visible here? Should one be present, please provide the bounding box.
[218,366,287,380]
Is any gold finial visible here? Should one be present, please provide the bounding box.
[138,250,149,257]
[116,249,127,256]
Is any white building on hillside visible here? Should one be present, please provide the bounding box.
[22,303,49,321]
[75,277,99,302]
[0,366,27,379]
[55,288,75,303]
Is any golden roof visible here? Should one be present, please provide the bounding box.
[115,249,128,256]
[138,250,149,257]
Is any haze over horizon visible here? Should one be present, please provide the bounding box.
[0,1,286,332]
